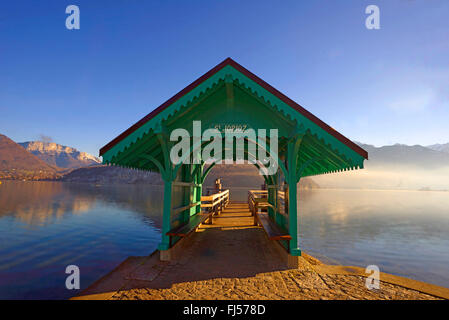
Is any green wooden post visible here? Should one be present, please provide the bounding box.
[267,175,274,219]
[155,129,175,251]
[189,165,197,217]
[158,179,172,251]
[190,163,202,216]
[182,164,191,223]
[287,139,301,256]
[196,163,203,214]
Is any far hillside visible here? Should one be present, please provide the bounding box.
[61,163,320,190]
[0,134,60,180]
[60,165,163,185]
[203,164,319,190]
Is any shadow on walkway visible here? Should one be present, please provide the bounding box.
[77,203,291,298]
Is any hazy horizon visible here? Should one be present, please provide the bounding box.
[313,163,449,192]
[3,133,448,157]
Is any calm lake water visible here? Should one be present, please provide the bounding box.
[0,181,448,299]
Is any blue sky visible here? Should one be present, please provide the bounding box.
[1,0,448,156]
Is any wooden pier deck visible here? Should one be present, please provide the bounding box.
[73,202,448,300]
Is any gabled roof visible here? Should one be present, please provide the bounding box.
[100,58,367,160]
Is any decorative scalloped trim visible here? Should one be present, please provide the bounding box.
[103,65,365,176]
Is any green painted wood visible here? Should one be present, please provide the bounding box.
[140,154,167,180]
[158,179,173,251]
[192,163,202,216]
[100,62,367,255]
[287,138,301,256]
[102,65,365,172]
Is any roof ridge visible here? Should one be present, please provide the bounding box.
[99,58,367,160]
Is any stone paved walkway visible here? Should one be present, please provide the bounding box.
[74,203,447,300]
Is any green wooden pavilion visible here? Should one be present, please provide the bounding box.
[99,58,368,260]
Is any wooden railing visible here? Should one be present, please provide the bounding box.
[248,190,291,247]
[248,190,270,225]
[201,189,230,215]
[248,190,287,225]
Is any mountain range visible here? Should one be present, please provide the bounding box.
[0,135,101,180]
[357,143,449,170]
[1,133,448,190]
[19,141,101,169]
[427,143,449,154]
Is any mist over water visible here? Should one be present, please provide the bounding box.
[298,189,449,288]
[306,162,449,287]
[313,164,449,191]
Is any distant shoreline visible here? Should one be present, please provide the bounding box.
[1,179,448,193]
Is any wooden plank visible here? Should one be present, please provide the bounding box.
[172,202,201,215]
[201,189,229,202]
[257,213,291,241]
[166,213,211,237]
[201,190,229,212]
